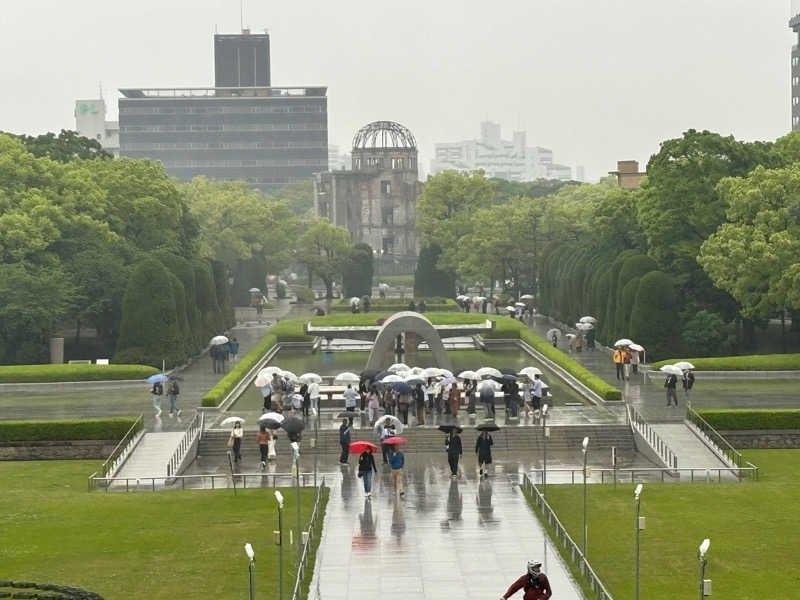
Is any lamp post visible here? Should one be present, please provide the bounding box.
[582,436,589,557]
[542,404,549,495]
[275,490,284,600]
[634,484,643,600]
[698,538,711,599]
[291,441,302,561]
[244,543,255,600]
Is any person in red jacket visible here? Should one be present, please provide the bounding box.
[501,561,552,600]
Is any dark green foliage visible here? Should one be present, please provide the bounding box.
[231,257,266,306]
[629,271,682,360]
[681,310,736,357]
[293,286,315,303]
[0,364,158,383]
[342,243,375,298]
[212,260,235,329]
[153,251,201,352]
[491,178,577,204]
[0,417,138,441]
[603,250,639,342]
[193,260,223,339]
[652,353,800,370]
[616,277,640,336]
[16,129,113,162]
[414,245,455,298]
[613,254,657,336]
[114,258,184,368]
[166,272,191,357]
[697,409,800,430]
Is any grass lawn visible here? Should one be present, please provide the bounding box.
[531,449,800,600]
[0,388,147,421]
[1,460,328,599]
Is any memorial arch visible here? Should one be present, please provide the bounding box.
[365,312,453,371]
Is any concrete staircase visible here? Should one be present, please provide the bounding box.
[197,424,635,458]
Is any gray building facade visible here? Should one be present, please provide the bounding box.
[214,31,271,87]
[791,13,800,130]
[118,86,328,191]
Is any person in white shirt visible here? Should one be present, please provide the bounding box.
[343,384,358,425]
[308,380,320,415]
[532,375,544,422]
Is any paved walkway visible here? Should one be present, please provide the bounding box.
[114,432,185,480]
[309,457,583,600]
[649,423,728,470]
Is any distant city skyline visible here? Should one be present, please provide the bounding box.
[0,0,793,181]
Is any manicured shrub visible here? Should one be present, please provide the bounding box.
[0,417,140,441]
[114,258,184,368]
[697,409,800,430]
[629,271,682,361]
[680,310,736,357]
[293,286,315,304]
[201,334,277,406]
[330,298,459,313]
[614,254,657,336]
[616,277,640,337]
[212,260,235,330]
[342,243,374,298]
[167,271,191,357]
[653,353,800,371]
[271,319,314,342]
[153,251,202,352]
[414,244,455,298]
[193,259,224,339]
[0,364,159,383]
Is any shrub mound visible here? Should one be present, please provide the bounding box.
[653,354,800,371]
[697,409,800,430]
[0,364,159,383]
[201,334,277,407]
[0,417,139,442]
[330,297,459,313]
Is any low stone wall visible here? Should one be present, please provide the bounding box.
[721,430,800,449]
[0,440,117,460]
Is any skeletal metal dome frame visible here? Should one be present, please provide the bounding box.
[352,121,417,150]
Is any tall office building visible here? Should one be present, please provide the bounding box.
[791,12,800,130]
[74,98,119,156]
[118,31,327,191]
[214,30,271,87]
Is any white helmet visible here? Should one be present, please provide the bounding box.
[527,561,542,576]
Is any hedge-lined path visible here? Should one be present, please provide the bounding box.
[309,455,583,600]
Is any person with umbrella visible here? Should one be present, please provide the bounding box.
[465,379,477,415]
[356,444,378,498]
[445,428,463,479]
[665,371,679,407]
[150,376,164,417]
[480,381,496,419]
[532,374,544,421]
[257,425,271,468]
[339,418,351,464]
[448,382,461,417]
[379,421,396,464]
[167,376,181,417]
[343,384,358,426]
[366,385,380,425]
[500,560,552,600]
[476,429,493,478]
[229,336,239,362]
[612,346,625,380]
[271,373,284,412]
[682,368,695,399]
[388,444,405,497]
[229,421,244,463]
[412,383,426,426]
[521,376,533,418]
[309,377,321,416]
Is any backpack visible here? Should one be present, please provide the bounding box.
[168,381,179,395]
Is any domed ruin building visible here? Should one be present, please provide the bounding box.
[314,121,421,275]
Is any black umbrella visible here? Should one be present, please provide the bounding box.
[360,369,381,381]
[499,368,519,376]
[336,411,359,420]
[438,424,463,433]
[392,382,413,394]
[476,422,501,432]
[374,370,392,381]
[281,416,305,435]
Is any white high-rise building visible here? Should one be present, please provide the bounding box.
[430,121,572,181]
[74,99,119,156]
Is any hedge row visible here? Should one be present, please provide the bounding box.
[330,298,459,313]
[200,333,278,407]
[0,417,140,442]
[308,313,488,328]
[653,354,800,371]
[0,364,160,383]
[697,409,800,430]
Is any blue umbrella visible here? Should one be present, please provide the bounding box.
[392,382,413,394]
[146,373,168,384]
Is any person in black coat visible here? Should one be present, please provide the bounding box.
[446,430,463,478]
[339,419,351,464]
[475,431,493,478]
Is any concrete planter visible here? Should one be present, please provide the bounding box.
[0,439,117,460]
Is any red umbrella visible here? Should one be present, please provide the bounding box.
[349,441,378,454]
[382,436,408,445]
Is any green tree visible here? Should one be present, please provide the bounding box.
[414,245,455,298]
[681,310,736,357]
[193,260,224,339]
[16,129,112,162]
[296,217,352,299]
[613,254,658,337]
[342,243,374,298]
[273,180,315,216]
[629,271,682,360]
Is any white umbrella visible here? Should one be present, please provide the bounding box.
[660,365,683,377]
[374,414,403,434]
[579,316,597,324]
[565,333,576,340]
[408,366,425,376]
[381,374,404,383]
[278,279,287,286]
[546,328,562,340]
[436,368,454,378]
[221,416,245,426]
[248,287,261,293]
[519,366,542,378]
[628,343,645,352]
[520,294,534,300]
[614,338,634,347]
[575,323,594,331]
[334,372,360,384]
[299,372,322,384]
[505,305,517,313]
[477,379,502,391]
[474,296,487,302]
[404,375,425,386]
[254,373,270,387]
[674,361,695,371]
[515,302,526,308]
[280,370,298,382]
[258,366,283,377]
[388,362,410,373]
[379,283,389,290]
[289,272,298,281]
[476,366,502,379]
[210,335,229,345]
[259,412,284,424]
[440,375,458,386]
[458,370,478,380]
[349,296,360,306]
[421,367,441,379]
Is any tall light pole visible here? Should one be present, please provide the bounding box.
[542,404,549,495]
[244,543,255,600]
[698,538,711,600]
[582,436,589,557]
[292,441,302,561]
[275,490,284,600]
[634,484,643,600]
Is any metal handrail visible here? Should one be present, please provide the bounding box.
[89,471,332,492]
[685,404,744,468]
[166,411,203,477]
[88,415,144,490]
[527,465,757,484]
[291,477,327,600]
[626,403,678,469]
[521,473,614,600]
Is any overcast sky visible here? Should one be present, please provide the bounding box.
[0,0,795,180]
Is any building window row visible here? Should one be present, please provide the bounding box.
[120,104,323,115]
[121,123,326,133]
[122,141,325,150]
[163,159,327,168]
[353,156,416,170]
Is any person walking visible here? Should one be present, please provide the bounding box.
[413,383,426,425]
[167,378,181,417]
[446,429,463,478]
[257,426,270,468]
[476,431,493,478]
[151,379,164,417]
[612,347,625,380]
[308,378,320,416]
[343,384,358,426]
[261,379,272,412]
[448,383,461,417]
[299,381,310,418]
[500,561,552,600]
[630,348,640,374]
[622,347,632,380]
[532,374,544,421]
[229,337,239,362]
[521,378,533,418]
[270,373,283,412]
[358,379,368,413]
[357,449,378,497]
[366,387,380,424]
[682,369,695,399]
[382,386,395,416]
[388,446,405,497]
[551,332,558,347]
[480,382,496,419]
[338,418,351,464]
[230,421,244,463]
[665,373,679,407]
[465,379,477,415]
[379,423,395,465]
[397,389,410,425]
